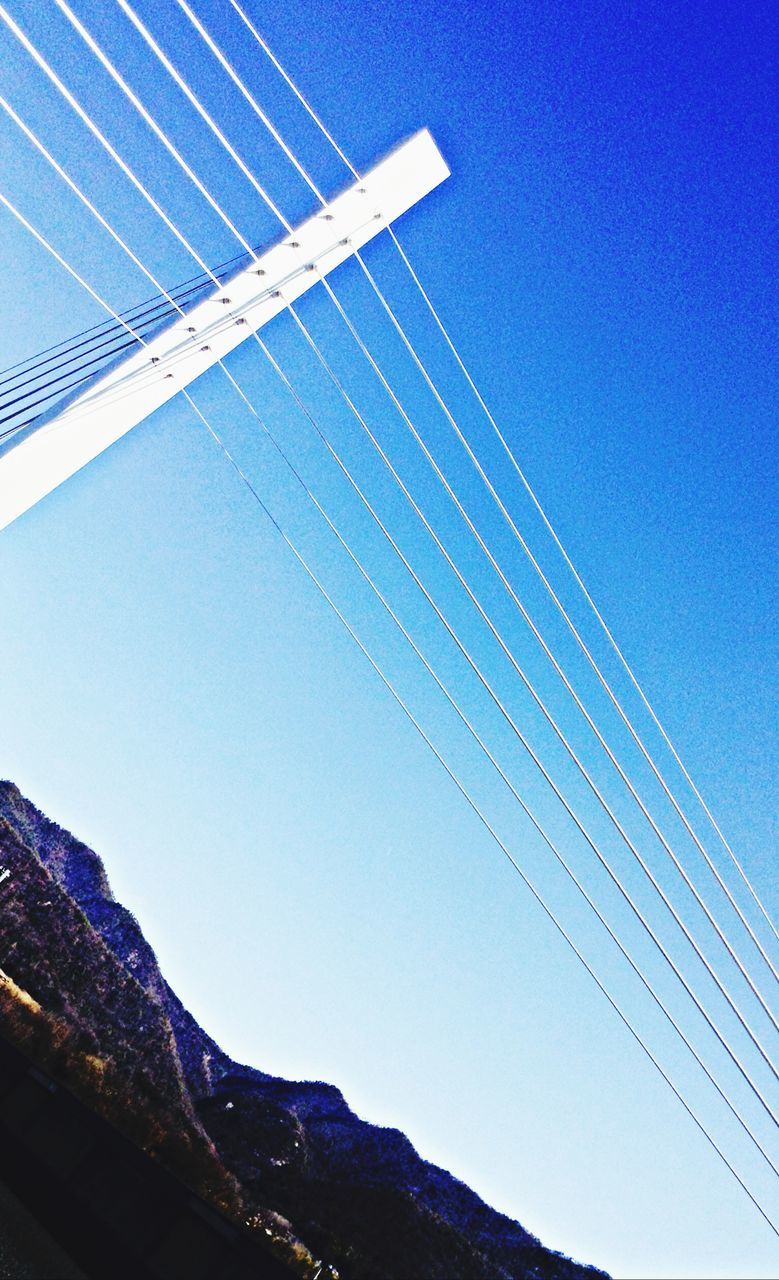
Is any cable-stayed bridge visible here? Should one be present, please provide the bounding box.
[0,0,776,1257]
[0,128,448,526]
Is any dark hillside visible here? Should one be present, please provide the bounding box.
[0,781,610,1280]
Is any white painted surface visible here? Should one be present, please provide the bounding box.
[0,129,449,530]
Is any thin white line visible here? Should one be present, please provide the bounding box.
[52,0,259,255]
[280,295,779,1119]
[114,0,779,1028]
[227,0,357,179]
[191,373,779,1241]
[4,185,776,1225]
[114,0,293,233]
[0,4,221,288]
[316,261,779,1033]
[396,218,779,947]
[13,0,775,1095]
[222,349,779,1189]
[359,249,779,986]
[173,0,326,206]
[226,0,779,955]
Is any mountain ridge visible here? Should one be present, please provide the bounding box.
[0,780,610,1280]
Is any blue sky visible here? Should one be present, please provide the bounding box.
[0,1,777,1276]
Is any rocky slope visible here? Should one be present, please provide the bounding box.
[0,781,609,1280]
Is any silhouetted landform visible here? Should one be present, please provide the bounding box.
[0,781,610,1280]
[0,1033,295,1280]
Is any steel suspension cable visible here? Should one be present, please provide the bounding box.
[224,0,779,955]
[0,5,302,439]
[0,247,250,387]
[219,351,779,1187]
[0,62,331,467]
[166,0,779,1001]
[0,272,237,397]
[0,296,174,393]
[356,245,779,986]
[7,0,776,1095]
[189,375,779,1240]
[115,0,296,236]
[0,288,159,384]
[0,4,230,292]
[3,180,775,1230]
[171,0,328,207]
[278,296,779,1115]
[108,0,779,1021]
[0,91,235,429]
[314,262,779,1033]
[388,229,779,949]
[0,338,142,426]
[50,0,288,245]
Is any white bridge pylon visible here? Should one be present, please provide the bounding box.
[0,129,449,531]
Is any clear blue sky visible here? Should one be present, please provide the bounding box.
[0,1,777,1277]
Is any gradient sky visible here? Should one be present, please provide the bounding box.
[0,1,777,1277]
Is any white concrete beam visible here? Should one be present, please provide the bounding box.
[0,128,449,530]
